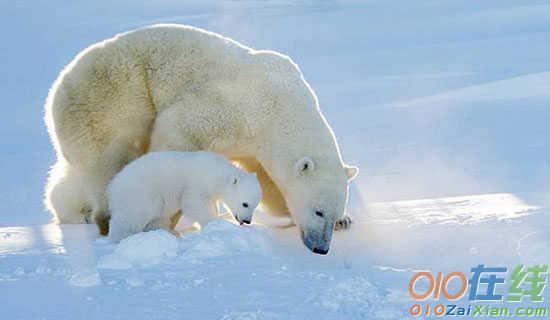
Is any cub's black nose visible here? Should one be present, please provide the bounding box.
[242,219,251,224]
[313,247,329,255]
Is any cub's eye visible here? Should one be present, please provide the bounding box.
[315,210,324,218]
[242,202,249,208]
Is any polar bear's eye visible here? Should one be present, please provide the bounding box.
[295,157,315,176]
[242,202,249,208]
[315,210,324,218]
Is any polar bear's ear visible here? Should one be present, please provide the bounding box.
[295,157,315,176]
[345,165,359,181]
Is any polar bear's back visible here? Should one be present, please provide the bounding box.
[46,25,264,162]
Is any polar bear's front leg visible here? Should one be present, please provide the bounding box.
[335,215,352,230]
[255,165,291,217]
[180,196,218,229]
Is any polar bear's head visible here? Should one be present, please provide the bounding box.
[253,50,359,254]
[284,156,358,255]
[221,172,262,225]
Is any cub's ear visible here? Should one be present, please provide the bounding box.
[345,165,359,181]
[295,157,315,176]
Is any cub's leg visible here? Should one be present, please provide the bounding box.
[144,216,180,237]
[180,197,219,229]
[109,211,154,242]
[169,210,183,230]
[108,196,160,242]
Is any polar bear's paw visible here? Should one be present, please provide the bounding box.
[82,205,93,224]
[335,215,352,231]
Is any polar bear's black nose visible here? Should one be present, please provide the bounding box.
[313,247,329,255]
[242,218,251,224]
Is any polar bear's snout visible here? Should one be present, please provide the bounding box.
[300,220,335,255]
[240,203,252,224]
[233,209,253,225]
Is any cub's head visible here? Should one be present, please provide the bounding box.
[221,171,262,225]
[284,156,358,255]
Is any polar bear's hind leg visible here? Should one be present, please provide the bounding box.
[45,161,89,223]
[94,210,111,236]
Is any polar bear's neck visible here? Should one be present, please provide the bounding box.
[255,105,344,184]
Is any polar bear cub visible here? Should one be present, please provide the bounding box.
[107,151,262,242]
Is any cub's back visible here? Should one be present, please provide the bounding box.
[109,151,233,195]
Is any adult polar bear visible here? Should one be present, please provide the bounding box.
[45,24,358,254]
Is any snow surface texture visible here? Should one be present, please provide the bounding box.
[1,1,550,319]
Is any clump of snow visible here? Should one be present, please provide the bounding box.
[14,267,25,276]
[98,230,178,269]
[125,276,145,287]
[69,271,102,287]
[34,265,51,275]
[178,220,272,263]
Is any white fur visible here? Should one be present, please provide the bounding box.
[44,24,358,253]
[107,151,261,242]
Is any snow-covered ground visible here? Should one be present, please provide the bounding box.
[1,1,550,319]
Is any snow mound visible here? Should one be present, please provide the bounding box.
[314,278,406,319]
[315,277,379,316]
[370,193,540,226]
[179,220,272,262]
[389,71,550,109]
[98,230,178,269]
[98,221,272,269]
[220,311,279,320]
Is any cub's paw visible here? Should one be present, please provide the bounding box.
[335,215,352,231]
